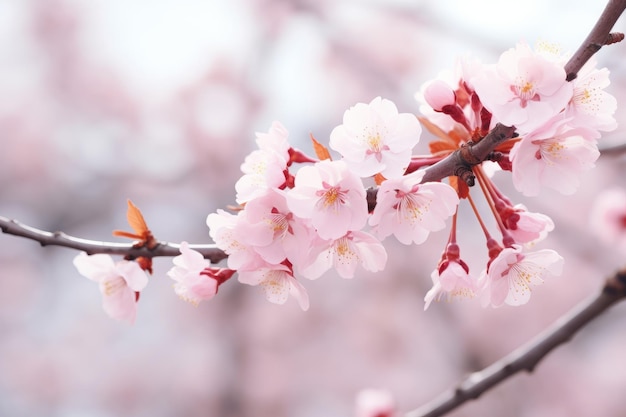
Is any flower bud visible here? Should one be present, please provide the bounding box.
[423,79,456,111]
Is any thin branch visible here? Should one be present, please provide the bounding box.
[564,0,626,81]
[599,141,626,155]
[0,216,228,264]
[421,124,517,185]
[404,266,626,417]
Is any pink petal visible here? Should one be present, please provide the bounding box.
[73,253,115,282]
[174,241,209,271]
[101,284,138,324]
[289,277,310,311]
[117,260,149,292]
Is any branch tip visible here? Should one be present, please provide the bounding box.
[406,265,626,417]
[605,32,625,45]
[0,216,228,263]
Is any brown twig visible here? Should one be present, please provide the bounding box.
[421,124,517,185]
[564,0,626,81]
[0,216,228,264]
[404,267,626,417]
[599,141,626,155]
[366,123,517,211]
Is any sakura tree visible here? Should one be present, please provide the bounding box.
[1,1,626,416]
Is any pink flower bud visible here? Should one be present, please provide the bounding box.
[423,80,456,111]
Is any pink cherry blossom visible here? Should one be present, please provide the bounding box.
[167,242,233,305]
[500,203,555,245]
[424,261,478,310]
[509,117,600,196]
[472,41,573,133]
[254,120,291,161]
[237,189,313,266]
[329,96,422,179]
[238,262,309,311]
[234,121,292,203]
[299,231,387,279]
[206,209,266,271]
[481,245,563,308]
[286,159,368,240]
[369,170,459,244]
[73,253,149,324]
[566,59,617,132]
[355,389,396,417]
[235,149,288,203]
[590,187,626,253]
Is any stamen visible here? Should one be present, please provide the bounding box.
[103,276,126,296]
[316,182,347,211]
[510,79,541,108]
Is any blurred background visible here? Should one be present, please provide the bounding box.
[1,0,626,416]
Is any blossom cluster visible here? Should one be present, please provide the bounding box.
[205,100,459,311]
[72,40,617,322]
[416,41,615,308]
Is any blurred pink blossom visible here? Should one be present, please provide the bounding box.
[355,388,396,417]
[590,187,626,254]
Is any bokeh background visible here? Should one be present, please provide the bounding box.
[1,1,626,416]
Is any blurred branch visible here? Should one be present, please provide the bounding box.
[564,0,626,81]
[599,142,626,155]
[404,266,626,417]
[0,216,228,264]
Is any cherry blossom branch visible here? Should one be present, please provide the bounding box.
[404,266,626,417]
[599,141,626,155]
[372,0,626,210]
[3,0,624,260]
[564,0,626,81]
[0,216,228,264]
[0,1,622,265]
